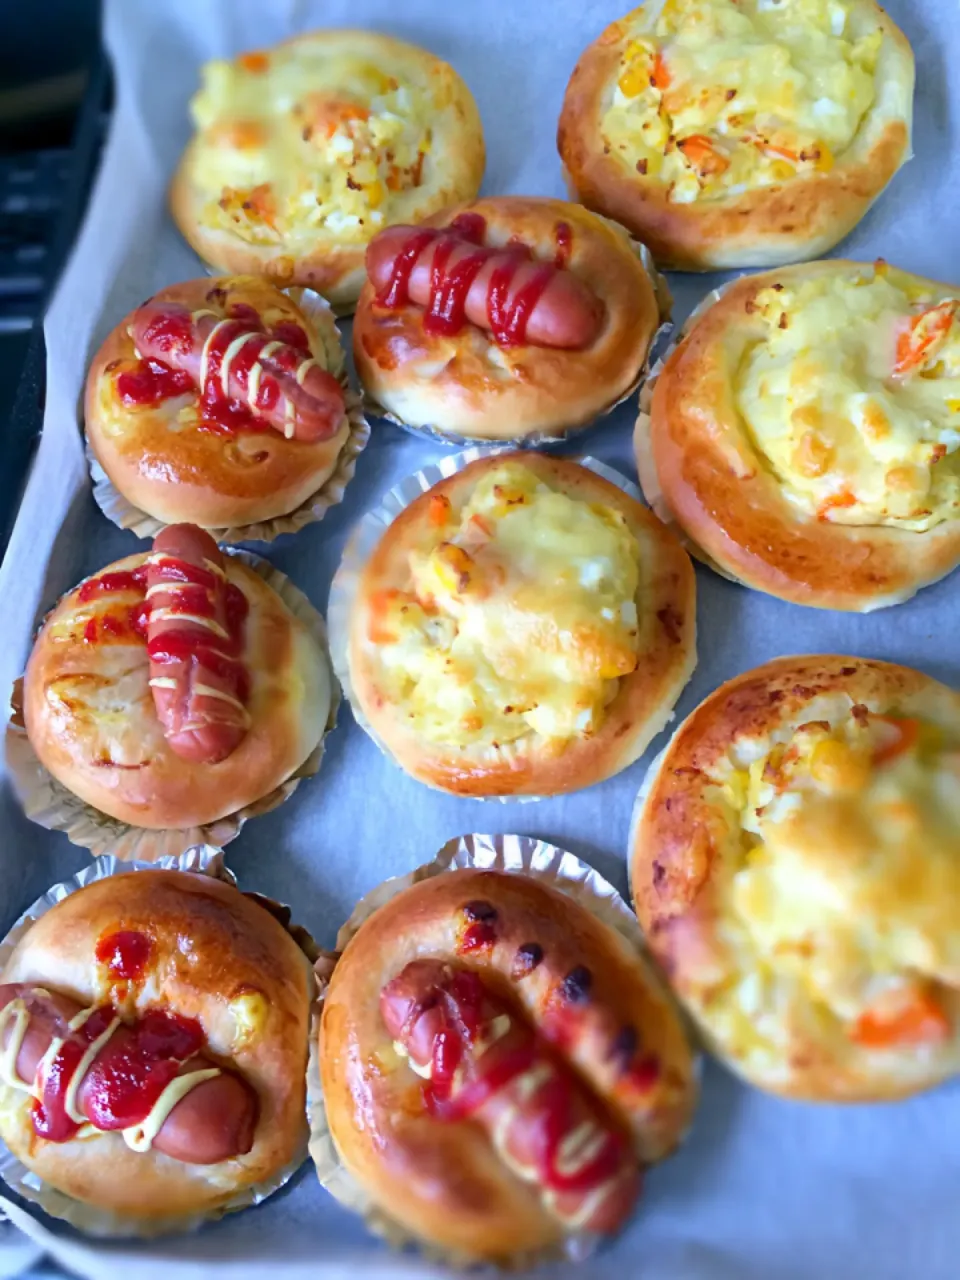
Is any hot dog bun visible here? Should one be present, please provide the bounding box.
[320,869,697,1262]
[169,30,485,311]
[23,550,330,832]
[85,276,353,532]
[558,0,914,271]
[631,656,960,1101]
[0,870,313,1225]
[343,452,696,797]
[352,196,664,442]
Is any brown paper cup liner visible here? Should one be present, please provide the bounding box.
[88,289,371,543]
[306,832,697,1270]
[327,448,647,804]
[5,551,339,861]
[362,234,673,448]
[0,847,319,1238]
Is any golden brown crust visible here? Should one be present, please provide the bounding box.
[23,553,330,831]
[636,261,960,610]
[557,2,914,270]
[84,276,351,530]
[170,30,485,311]
[353,196,663,441]
[321,868,697,1261]
[348,452,696,796]
[0,871,313,1220]
[630,655,960,1101]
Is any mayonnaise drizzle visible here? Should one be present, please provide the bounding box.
[123,1067,220,1153]
[199,318,233,391]
[147,608,228,638]
[219,331,260,397]
[64,1014,120,1123]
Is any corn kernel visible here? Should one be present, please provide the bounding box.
[770,160,795,182]
[816,144,834,173]
[810,739,869,791]
[366,181,384,209]
[792,430,833,478]
[618,62,649,97]
[432,543,475,593]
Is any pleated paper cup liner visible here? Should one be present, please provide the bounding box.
[0,846,320,1238]
[88,288,371,544]
[5,550,339,861]
[327,446,645,804]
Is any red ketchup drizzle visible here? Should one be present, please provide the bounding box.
[375,212,558,348]
[269,320,310,350]
[95,930,152,981]
[459,922,496,952]
[81,1009,206,1132]
[78,568,150,646]
[198,319,262,435]
[31,1006,116,1142]
[553,221,572,269]
[416,971,626,1196]
[116,360,194,408]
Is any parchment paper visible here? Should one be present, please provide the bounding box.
[0,0,958,1276]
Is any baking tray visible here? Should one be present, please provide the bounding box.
[0,0,958,1277]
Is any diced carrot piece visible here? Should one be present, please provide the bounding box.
[765,143,799,162]
[852,990,949,1049]
[894,300,958,376]
[428,494,452,527]
[870,715,920,766]
[652,50,671,90]
[677,135,729,176]
[816,490,857,521]
[368,589,402,644]
[238,51,269,73]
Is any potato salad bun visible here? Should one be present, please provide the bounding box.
[353,196,664,442]
[0,870,313,1225]
[85,276,352,531]
[558,0,914,271]
[636,260,960,610]
[631,655,960,1102]
[345,453,696,797]
[23,525,330,831]
[171,30,485,310]
[320,868,697,1262]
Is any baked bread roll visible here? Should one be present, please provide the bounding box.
[23,525,330,830]
[344,452,696,796]
[85,275,354,531]
[631,655,960,1101]
[636,260,960,610]
[321,868,697,1262]
[558,0,914,270]
[170,30,485,311]
[0,870,314,1226]
[353,196,664,442]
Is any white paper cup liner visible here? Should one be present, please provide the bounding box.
[5,550,339,860]
[88,289,371,543]
[0,847,317,1238]
[328,447,645,803]
[307,832,697,1269]
[363,236,673,449]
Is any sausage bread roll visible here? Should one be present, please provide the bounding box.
[343,453,696,796]
[170,31,485,311]
[631,656,960,1101]
[0,870,313,1226]
[85,275,354,532]
[353,196,664,442]
[22,525,330,830]
[558,0,914,270]
[636,260,960,610]
[320,868,697,1262]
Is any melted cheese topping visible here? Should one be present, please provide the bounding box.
[736,266,960,529]
[603,0,884,203]
[371,461,642,747]
[705,702,960,1062]
[189,46,435,245]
